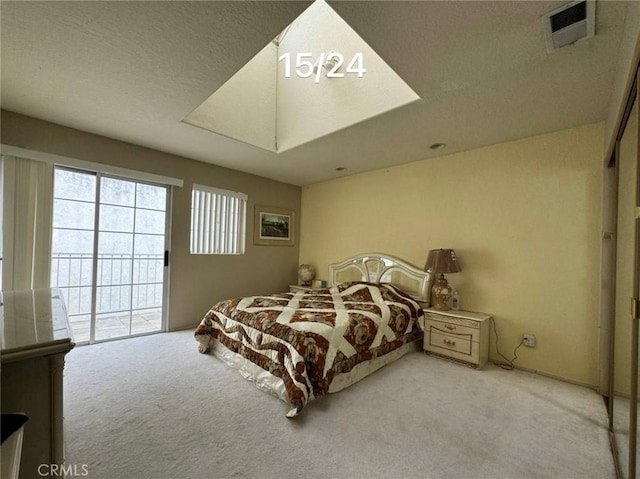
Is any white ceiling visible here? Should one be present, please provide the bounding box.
[0,1,629,186]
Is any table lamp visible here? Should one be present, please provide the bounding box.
[424,249,461,310]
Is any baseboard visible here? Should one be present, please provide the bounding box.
[491,361,599,391]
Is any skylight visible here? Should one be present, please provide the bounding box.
[183,0,420,153]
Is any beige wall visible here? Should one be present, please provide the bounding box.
[1,110,301,331]
[300,122,604,386]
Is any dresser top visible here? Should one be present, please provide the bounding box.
[1,288,74,361]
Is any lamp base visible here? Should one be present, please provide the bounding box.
[431,274,452,311]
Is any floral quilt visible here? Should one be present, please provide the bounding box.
[194,281,424,416]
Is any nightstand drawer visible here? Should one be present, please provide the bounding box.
[427,328,472,354]
[425,329,480,364]
[425,317,480,343]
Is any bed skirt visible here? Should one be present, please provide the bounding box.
[205,337,422,417]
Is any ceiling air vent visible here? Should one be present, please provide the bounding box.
[543,0,595,53]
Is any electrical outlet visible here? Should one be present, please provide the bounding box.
[523,334,536,347]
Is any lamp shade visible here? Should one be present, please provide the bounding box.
[424,249,461,274]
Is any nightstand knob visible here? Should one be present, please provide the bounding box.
[445,324,456,331]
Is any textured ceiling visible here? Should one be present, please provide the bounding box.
[0,1,629,186]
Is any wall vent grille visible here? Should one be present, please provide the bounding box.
[543,0,595,53]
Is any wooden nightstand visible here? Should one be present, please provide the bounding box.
[289,285,326,293]
[423,308,491,369]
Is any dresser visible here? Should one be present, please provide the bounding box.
[1,288,75,478]
[423,308,491,369]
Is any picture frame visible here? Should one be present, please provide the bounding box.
[253,205,294,246]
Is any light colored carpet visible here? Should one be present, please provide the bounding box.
[64,330,614,479]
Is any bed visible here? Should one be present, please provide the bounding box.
[194,253,432,417]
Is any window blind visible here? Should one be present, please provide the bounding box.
[190,184,247,255]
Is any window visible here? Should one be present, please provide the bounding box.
[190,184,247,255]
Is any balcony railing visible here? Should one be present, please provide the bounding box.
[51,253,164,342]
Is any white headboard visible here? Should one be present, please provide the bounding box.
[328,253,432,304]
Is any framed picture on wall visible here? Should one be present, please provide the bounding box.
[253,205,294,246]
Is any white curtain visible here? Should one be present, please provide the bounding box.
[1,155,53,290]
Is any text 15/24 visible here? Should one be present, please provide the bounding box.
[279,52,366,83]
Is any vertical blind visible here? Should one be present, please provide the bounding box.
[190,184,247,255]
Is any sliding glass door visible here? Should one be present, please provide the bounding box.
[51,167,169,343]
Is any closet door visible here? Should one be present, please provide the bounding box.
[612,73,640,479]
[629,70,640,477]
